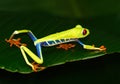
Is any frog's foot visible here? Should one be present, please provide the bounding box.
[32,62,46,72]
[93,45,106,51]
[56,43,76,50]
[5,38,27,48]
[83,44,106,51]
[99,45,106,51]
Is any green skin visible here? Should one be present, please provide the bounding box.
[6,25,105,71]
[34,25,89,45]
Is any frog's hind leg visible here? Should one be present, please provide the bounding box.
[8,30,37,42]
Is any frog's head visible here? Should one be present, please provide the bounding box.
[75,25,90,38]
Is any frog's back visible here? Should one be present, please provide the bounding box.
[34,25,89,45]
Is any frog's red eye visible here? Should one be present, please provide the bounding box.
[83,29,87,35]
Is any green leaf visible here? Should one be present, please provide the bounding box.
[0,11,119,73]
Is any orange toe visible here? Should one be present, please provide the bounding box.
[100,45,106,51]
[32,62,46,72]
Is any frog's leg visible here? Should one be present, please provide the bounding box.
[7,29,44,58]
[77,40,106,51]
[6,30,45,71]
[20,43,44,72]
[9,30,37,42]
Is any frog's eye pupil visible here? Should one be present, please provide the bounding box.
[83,29,87,35]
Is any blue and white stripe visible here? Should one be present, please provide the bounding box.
[41,38,77,46]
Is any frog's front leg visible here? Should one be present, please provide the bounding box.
[77,40,106,51]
